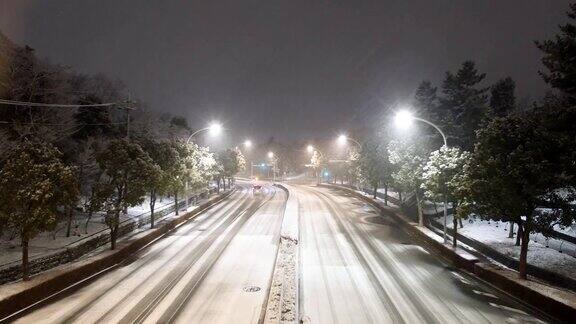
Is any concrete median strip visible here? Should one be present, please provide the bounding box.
[265,183,299,324]
[0,189,235,321]
[321,183,576,323]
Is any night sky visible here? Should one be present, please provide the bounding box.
[0,0,571,143]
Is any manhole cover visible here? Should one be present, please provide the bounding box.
[243,286,261,292]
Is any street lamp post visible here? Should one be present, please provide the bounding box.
[394,110,449,244]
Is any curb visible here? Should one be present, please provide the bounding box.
[0,189,235,321]
[320,184,576,323]
[265,183,299,324]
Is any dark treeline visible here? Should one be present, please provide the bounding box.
[0,31,245,280]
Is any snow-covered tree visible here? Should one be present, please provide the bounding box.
[388,137,431,226]
[421,146,470,247]
[215,148,245,189]
[195,145,217,187]
[168,140,191,214]
[347,150,362,187]
[92,139,160,249]
[465,110,576,279]
[357,139,394,200]
[0,141,78,280]
[310,150,325,182]
[140,138,178,228]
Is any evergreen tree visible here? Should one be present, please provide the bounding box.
[92,139,160,249]
[421,146,470,247]
[388,136,431,225]
[440,61,489,150]
[0,141,78,280]
[357,138,394,201]
[464,111,576,279]
[413,80,439,124]
[536,3,576,100]
[140,138,178,228]
[489,77,516,117]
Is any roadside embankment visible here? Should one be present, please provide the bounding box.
[0,187,220,285]
[320,183,576,323]
[265,183,299,324]
[0,189,234,321]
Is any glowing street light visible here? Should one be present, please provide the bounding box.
[208,122,222,136]
[307,145,314,153]
[337,134,361,148]
[267,151,274,158]
[394,110,414,130]
[244,140,252,148]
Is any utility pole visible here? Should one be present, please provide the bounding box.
[125,92,132,139]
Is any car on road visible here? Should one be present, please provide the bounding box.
[252,184,263,195]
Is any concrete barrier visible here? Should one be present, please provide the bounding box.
[320,184,576,323]
[0,189,234,321]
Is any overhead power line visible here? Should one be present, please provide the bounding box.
[0,121,129,126]
[0,99,128,109]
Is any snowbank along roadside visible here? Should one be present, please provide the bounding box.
[264,183,299,324]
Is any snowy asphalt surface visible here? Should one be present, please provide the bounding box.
[296,185,552,324]
[9,182,555,323]
[12,183,286,324]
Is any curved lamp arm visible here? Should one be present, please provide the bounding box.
[347,137,362,148]
[413,117,448,147]
[186,127,209,144]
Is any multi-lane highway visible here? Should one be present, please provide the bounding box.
[8,181,553,323]
[12,184,286,324]
[295,184,550,324]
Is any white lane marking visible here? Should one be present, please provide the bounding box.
[489,302,528,315]
[451,272,472,284]
[473,289,498,299]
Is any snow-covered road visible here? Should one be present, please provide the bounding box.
[12,183,286,324]
[9,182,556,324]
[295,185,550,324]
